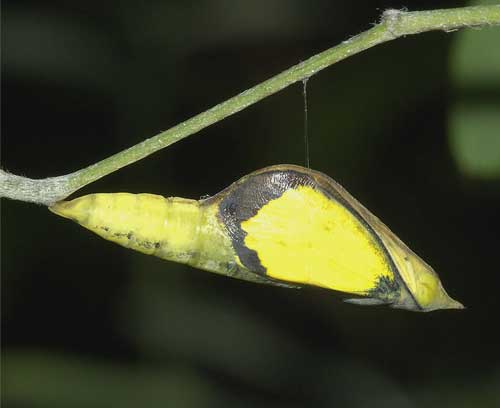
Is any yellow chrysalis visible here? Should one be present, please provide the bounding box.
[49,165,463,312]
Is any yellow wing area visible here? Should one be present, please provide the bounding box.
[241,185,393,295]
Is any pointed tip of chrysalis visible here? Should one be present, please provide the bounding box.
[423,284,465,312]
[442,296,465,310]
[49,196,92,223]
[49,201,68,217]
[49,200,71,218]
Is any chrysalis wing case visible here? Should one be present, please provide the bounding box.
[50,164,463,312]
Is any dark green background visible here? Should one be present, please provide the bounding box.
[2,1,500,407]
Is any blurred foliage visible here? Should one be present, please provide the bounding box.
[2,1,500,407]
[448,0,500,180]
[449,102,500,179]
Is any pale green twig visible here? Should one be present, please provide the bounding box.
[2,5,500,205]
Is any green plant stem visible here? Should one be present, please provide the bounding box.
[2,5,500,205]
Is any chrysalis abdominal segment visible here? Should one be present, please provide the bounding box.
[50,164,463,312]
[50,193,282,287]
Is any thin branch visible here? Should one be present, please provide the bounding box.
[0,171,74,206]
[2,5,500,205]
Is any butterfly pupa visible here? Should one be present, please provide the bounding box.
[49,164,464,312]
